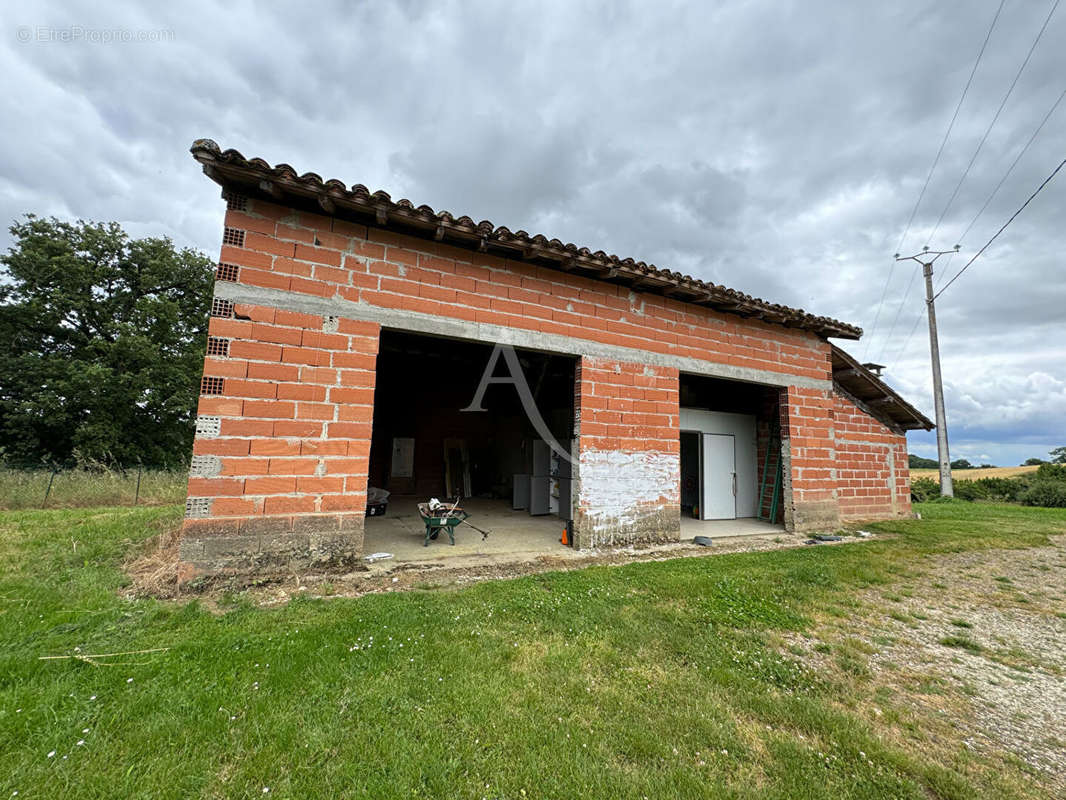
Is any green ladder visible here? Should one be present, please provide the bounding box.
[758,417,783,523]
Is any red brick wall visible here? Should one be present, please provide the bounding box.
[781,386,840,530]
[832,391,911,521]
[573,358,680,546]
[179,300,379,575]
[181,192,909,572]
[219,200,833,382]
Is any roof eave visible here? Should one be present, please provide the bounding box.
[830,345,934,431]
[192,139,863,341]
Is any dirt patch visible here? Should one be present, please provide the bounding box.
[124,527,873,607]
[123,518,184,597]
[252,533,885,607]
[242,534,838,606]
[786,536,1066,791]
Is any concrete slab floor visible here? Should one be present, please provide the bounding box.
[680,516,785,540]
[363,496,569,564]
[363,498,785,571]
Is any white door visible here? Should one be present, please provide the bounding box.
[701,433,736,520]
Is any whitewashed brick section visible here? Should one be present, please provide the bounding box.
[576,449,679,542]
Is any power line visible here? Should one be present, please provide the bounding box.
[876,262,921,363]
[891,77,1065,369]
[890,307,928,369]
[889,251,957,369]
[862,0,1005,360]
[935,155,1066,299]
[958,86,1065,243]
[900,0,1006,256]
[889,123,1066,367]
[925,0,1060,247]
[895,156,1066,364]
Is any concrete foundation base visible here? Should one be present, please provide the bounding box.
[571,505,682,550]
[178,514,365,579]
[788,499,842,532]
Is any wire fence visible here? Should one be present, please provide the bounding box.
[0,463,189,511]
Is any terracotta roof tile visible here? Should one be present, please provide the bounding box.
[191,138,862,340]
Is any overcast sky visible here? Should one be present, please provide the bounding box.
[2,0,1063,466]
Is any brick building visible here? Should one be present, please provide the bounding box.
[180,139,932,577]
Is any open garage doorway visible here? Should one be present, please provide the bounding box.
[678,374,786,538]
[364,330,576,561]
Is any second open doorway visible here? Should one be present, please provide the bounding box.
[678,373,786,536]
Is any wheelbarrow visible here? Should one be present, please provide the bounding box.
[416,502,466,546]
[416,500,490,547]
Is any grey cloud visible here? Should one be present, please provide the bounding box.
[0,0,1063,465]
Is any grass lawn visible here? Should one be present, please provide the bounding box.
[2,503,1064,798]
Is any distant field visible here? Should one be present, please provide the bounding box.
[912,465,1040,482]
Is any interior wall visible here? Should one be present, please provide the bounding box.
[755,389,786,524]
[368,330,575,502]
[680,408,758,517]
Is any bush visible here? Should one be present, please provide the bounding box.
[911,465,1066,507]
[951,479,987,501]
[975,477,1024,502]
[1035,463,1066,482]
[1019,480,1066,509]
[910,476,940,503]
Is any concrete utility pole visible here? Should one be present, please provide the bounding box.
[895,247,959,497]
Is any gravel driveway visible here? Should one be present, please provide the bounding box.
[788,534,1066,791]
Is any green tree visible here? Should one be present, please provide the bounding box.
[1023,457,1047,466]
[1050,446,1066,465]
[950,458,974,470]
[0,216,214,467]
